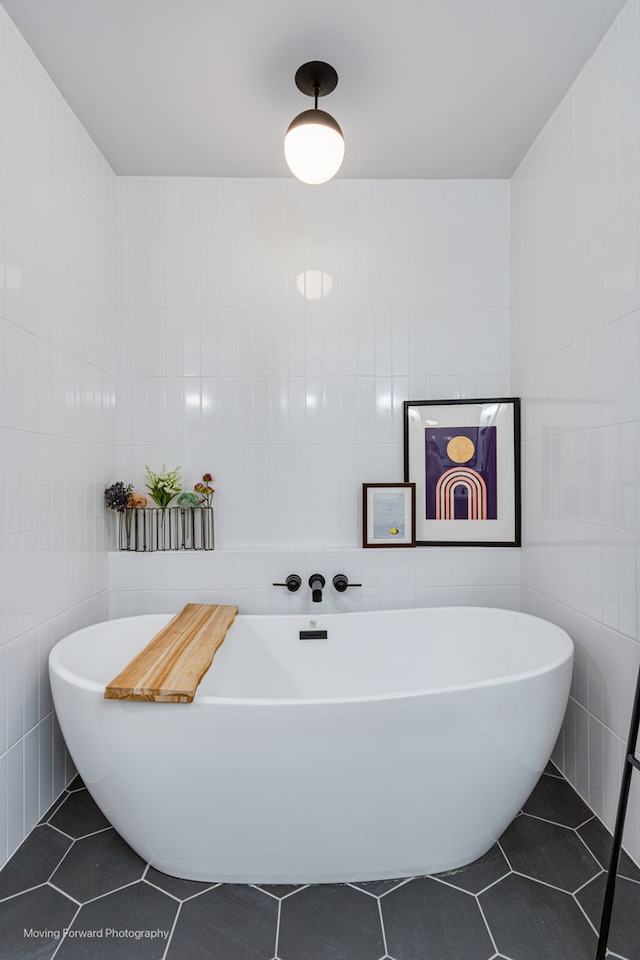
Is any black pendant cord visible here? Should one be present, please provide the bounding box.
[595,659,640,959]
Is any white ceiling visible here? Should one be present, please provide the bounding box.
[0,0,627,179]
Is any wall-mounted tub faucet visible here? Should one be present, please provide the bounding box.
[332,574,362,592]
[308,574,326,603]
[272,574,302,592]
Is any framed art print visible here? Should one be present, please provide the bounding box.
[403,398,521,546]
[362,483,416,548]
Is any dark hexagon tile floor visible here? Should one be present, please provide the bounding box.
[0,768,639,960]
[577,873,640,960]
[278,884,385,960]
[50,828,147,902]
[498,812,601,893]
[382,875,495,959]
[480,873,596,959]
[167,885,279,960]
[55,883,179,960]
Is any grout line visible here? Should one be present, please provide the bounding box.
[50,901,83,960]
[277,887,307,899]
[179,882,220,901]
[497,839,514,873]
[252,883,286,901]
[44,823,79,842]
[255,883,310,900]
[508,869,590,898]
[77,876,145,906]
[471,868,513,897]
[0,881,50,904]
[571,887,601,939]
[273,899,282,960]
[376,877,413,897]
[571,826,607,872]
[544,767,565,779]
[377,896,389,958]
[141,876,184,903]
[58,825,114,841]
[574,813,599,830]
[476,893,500,957]
[518,809,592,831]
[622,874,640,887]
[46,846,76,886]
[141,860,218,901]
[572,868,605,897]
[160,898,182,960]
[346,881,382,899]
[431,872,481,895]
[46,879,82,906]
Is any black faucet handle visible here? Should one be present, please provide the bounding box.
[332,574,362,592]
[272,574,302,592]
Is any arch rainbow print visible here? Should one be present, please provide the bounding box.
[404,398,520,546]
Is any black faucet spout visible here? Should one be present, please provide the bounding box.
[308,574,325,602]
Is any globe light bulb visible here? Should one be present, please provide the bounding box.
[284,109,345,185]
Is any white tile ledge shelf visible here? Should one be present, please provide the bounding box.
[107,547,521,617]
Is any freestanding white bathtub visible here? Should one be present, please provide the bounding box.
[49,607,573,884]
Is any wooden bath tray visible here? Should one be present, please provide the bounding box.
[104,603,238,703]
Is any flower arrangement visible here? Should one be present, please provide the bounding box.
[145,465,182,509]
[104,481,133,513]
[194,472,215,507]
[106,468,215,550]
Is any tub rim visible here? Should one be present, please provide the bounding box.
[49,607,574,708]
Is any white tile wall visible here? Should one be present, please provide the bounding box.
[0,6,117,867]
[111,176,515,619]
[512,0,640,864]
[114,177,512,546]
[108,548,520,619]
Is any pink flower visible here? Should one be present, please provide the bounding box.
[195,473,214,506]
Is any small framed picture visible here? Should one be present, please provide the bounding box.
[404,397,521,546]
[362,483,416,548]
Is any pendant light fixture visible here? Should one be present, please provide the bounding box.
[284,61,344,184]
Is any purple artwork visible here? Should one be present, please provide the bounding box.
[424,426,497,520]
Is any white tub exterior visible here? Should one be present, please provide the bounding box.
[49,607,573,883]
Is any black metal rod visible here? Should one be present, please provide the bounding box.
[595,660,640,959]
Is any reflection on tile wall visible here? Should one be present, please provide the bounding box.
[0,7,117,866]
[512,0,640,862]
[112,176,516,611]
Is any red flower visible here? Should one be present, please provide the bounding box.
[202,473,213,482]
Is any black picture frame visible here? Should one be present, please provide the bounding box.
[403,397,521,546]
[362,483,416,548]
